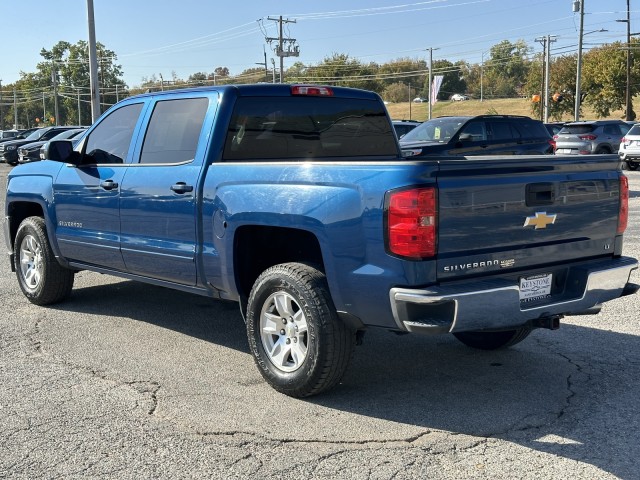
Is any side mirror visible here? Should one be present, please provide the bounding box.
[41,140,79,165]
[458,133,473,142]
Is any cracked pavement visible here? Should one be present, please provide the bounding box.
[1,167,639,479]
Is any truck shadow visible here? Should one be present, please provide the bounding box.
[57,278,639,479]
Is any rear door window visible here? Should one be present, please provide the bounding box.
[603,125,620,136]
[222,96,397,161]
[488,122,513,140]
[139,97,209,164]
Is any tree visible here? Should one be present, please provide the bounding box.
[287,53,381,92]
[383,82,412,103]
[378,58,427,92]
[581,41,640,118]
[524,54,576,120]
[484,39,531,98]
[38,40,126,125]
[431,59,467,100]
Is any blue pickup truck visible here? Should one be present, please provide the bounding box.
[3,84,638,397]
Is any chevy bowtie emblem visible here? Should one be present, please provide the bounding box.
[523,212,557,229]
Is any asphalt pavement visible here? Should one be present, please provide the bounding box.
[1,164,639,479]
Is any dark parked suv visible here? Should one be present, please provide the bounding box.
[0,126,82,165]
[399,115,553,158]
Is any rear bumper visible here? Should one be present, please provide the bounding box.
[390,256,638,334]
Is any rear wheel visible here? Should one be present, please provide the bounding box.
[594,146,611,154]
[246,262,356,397]
[453,326,532,350]
[627,161,639,170]
[15,217,74,305]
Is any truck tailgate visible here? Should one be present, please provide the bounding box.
[435,155,622,281]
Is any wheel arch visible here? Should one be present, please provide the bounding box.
[233,225,325,309]
[7,200,46,249]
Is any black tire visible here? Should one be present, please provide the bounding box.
[594,146,611,154]
[14,216,74,305]
[453,325,532,350]
[627,161,639,171]
[246,262,356,397]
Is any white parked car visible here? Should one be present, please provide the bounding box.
[619,123,640,170]
[451,93,469,101]
[412,97,427,103]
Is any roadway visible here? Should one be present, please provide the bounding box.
[1,164,639,479]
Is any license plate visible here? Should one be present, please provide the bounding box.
[519,273,552,302]
[556,148,571,154]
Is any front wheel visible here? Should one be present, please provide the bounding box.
[453,326,532,350]
[627,161,639,171]
[246,263,356,397]
[15,216,74,305]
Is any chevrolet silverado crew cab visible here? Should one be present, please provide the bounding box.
[4,84,638,397]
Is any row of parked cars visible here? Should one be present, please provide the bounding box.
[2,117,639,169]
[392,115,639,170]
[0,126,87,166]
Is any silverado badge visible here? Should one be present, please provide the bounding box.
[523,212,557,229]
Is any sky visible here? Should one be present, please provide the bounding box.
[0,0,638,88]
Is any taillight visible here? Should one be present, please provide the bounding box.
[291,85,333,96]
[618,175,629,234]
[578,134,597,141]
[386,186,437,259]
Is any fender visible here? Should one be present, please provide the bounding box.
[6,164,69,267]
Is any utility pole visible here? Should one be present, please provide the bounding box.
[536,35,557,123]
[13,88,17,129]
[87,0,101,122]
[574,0,585,121]
[265,16,300,83]
[617,0,635,120]
[52,62,59,125]
[426,47,439,120]
[255,46,268,82]
[77,89,81,125]
[480,52,484,102]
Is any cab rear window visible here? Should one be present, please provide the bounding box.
[222,96,397,161]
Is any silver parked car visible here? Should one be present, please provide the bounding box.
[554,120,630,155]
[619,123,640,170]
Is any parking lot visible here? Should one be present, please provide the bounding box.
[1,164,639,479]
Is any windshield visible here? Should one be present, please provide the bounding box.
[399,117,467,143]
[25,129,45,141]
[52,129,85,140]
[627,125,640,136]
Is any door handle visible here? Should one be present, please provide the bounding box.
[100,180,119,190]
[171,182,194,194]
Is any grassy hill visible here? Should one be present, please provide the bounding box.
[385,98,628,122]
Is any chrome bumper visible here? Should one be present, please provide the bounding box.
[390,256,638,334]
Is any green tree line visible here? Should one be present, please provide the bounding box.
[1,37,639,128]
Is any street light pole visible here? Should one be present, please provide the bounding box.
[426,47,439,120]
[624,0,635,120]
[574,0,585,121]
[87,0,101,123]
